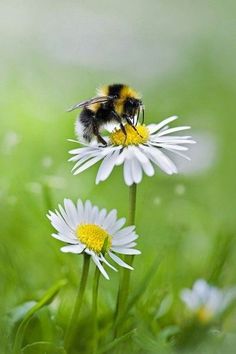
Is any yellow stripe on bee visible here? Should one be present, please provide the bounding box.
[88,102,101,112]
[96,85,109,96]
[120,85,140,99]
[113,99,124,115]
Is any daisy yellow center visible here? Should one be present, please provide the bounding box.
[110,124,149,146]
[197,307,213,323]
[76,224,111,254]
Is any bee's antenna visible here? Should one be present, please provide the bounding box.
[141,105,145,125]
[136,106,140,126]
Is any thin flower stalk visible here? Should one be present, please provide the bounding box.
[115,183,137,337]
[64,254,90,351]
[92,267,101,354]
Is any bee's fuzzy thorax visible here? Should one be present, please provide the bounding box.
[97,84,140,99]
[120,85,140,99]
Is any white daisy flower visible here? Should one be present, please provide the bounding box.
[47,199,140,280]
[180,279,236,323]
[69,116,195,186]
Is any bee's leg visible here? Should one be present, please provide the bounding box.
[97,134,107,146]
[125,116,143,138]
[92,122,107,146]
[110,110,127,144]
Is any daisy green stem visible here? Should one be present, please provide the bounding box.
[114,183,137,338]
[128,183,137,226]
[92,266,101,354]
[64,253,90,351]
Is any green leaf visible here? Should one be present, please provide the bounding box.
[155,294,173,319]
[7,301,36,329]
[133,329,170,353]
[158,325,180,341]
[21,341,66,354]
[13,279,67,354]
[98,329,137,354]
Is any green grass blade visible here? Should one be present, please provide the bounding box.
[13,279,67,354]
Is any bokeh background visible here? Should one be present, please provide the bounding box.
[1,0,236,352]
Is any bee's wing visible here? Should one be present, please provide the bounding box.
[67,96,113,112]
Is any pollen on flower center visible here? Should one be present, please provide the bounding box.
[76,224,111,253]
[197,307,213,323]
[110,124,149,146]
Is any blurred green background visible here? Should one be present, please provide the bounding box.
[1,0,236,352]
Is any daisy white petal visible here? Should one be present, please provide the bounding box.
[147,115,178,134]
[76,199,84,221]
[156,126,191,137]
[64,198,78,227]
[152,143,189,151]
[61,244,85,254]
[102,209,117,230]
[112,233,138,246]
[73,155,105,175]
[165,148,191,161]
[69,146,95,156]
[123,159,133,186]
[84,200,92,222]
[52,233,78,244]
[96,208,107,225]
[71,152,100,172]
[132,146,155,176]
[112,246,141,255]
[122,241,137,248]
[90,206,99,224]
[96,148,121,184]
[141,145,177,174]
[193,279,210,303]
[58,204,73,228]
[153,136,194,143]
[139,160,155,176]
[130,156,143,184]
[100,254,118,272]
[48,211,74,237]
[115,148,128,166]
[180,289,201,310]
[114,225,136,238]
[48,199,140,279]
[109,217,126,234]
[91,254,110,280]
[108,251,134,270]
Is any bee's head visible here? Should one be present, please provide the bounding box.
[124,97,142,112]
[124,98,144,124]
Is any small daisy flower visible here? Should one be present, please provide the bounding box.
[47,199,140,279]
[180,279,236,323]
[69,116,195,186]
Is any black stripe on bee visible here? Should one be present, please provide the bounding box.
[108,84,124,97]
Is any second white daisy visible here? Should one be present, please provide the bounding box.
[69,116,195,186]
[180,279,236,323]
[47,199,140,280]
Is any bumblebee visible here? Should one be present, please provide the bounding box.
[68,83,144,145]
